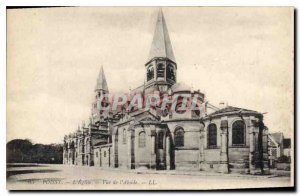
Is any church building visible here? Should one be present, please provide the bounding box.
[63,9,270,175]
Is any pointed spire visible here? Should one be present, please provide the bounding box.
[148,8,176,63]
[95,65,109,92]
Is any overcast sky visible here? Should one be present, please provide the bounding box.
[7,7,293,144]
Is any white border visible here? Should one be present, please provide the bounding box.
[2,0,299,6]
[1,0,298,195]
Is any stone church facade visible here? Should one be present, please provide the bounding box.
[63,10,270,175]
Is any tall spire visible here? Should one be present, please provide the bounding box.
[95,65,109,92]
[147,8,176,63]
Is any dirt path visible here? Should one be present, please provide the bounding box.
[7,164,292,190]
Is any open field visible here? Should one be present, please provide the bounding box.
[7,164,293,190]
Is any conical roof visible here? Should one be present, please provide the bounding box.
[95,66,109,92]
[147,9,176,63]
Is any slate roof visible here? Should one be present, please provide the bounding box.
[147,9,176,63]
[208,106,260,116]
[92,139,107,146]
[95,66,109,92]
[171,82,192,92]
[271,132,283,145]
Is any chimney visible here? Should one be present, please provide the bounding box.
[219,101,225,109]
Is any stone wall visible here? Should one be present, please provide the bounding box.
[134,125,153,169]
[116,123,130,169]
[167,121,201,170]
[93,145,112,167]
[64,111,269,175]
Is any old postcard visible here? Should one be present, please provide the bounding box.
[6,7,294,190]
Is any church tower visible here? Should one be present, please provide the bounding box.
[95,65,109,95]
[92,66,109,124]
[145,9,177,92]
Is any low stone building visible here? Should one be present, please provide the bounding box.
[63,9,270,175]
[268,132,291,168]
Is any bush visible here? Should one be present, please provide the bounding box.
[7,139,63,164]
[277,155,290,163]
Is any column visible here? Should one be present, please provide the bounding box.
[68,148,72,165]
[111,134,115,168]
[219,118,229,173]
[112,127,119,168]
[89,138,92,166]
[150,125,156,169]
[262,126,270,174]
[199,122,205,171]
[108,147,111,167]
[131,127,138,169]
[166,135,170,170]
[63,148,65,164]
[82,136,85,165]
[127,129,132,169]
[74,142,77,165]
[100,148,102,167]
[67,142,70,165]
[249,117,258,174]
[77,139,80,165]
[63,144,66,164]
[163,130,166,170]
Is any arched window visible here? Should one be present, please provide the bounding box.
[166,64,176,81]
[79,140,83,153]
[192,101,201,117]
[147,65,154,81]
[232,120,245,146]
[70,141,75,149]
[207,124,217,148]
[175,102,187,114]
[158,132,164,149]
[123,129,127,144]
[85,138,90,153]
[139,131,146,148]
[175,96,188,114]
[174,128,184,147]
[157,63,165,78]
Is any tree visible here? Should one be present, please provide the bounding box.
[7,139,63,164]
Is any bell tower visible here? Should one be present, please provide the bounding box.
[145,9,177,92]
[92,65,109,123]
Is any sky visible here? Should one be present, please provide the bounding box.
[7,7,294,144]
